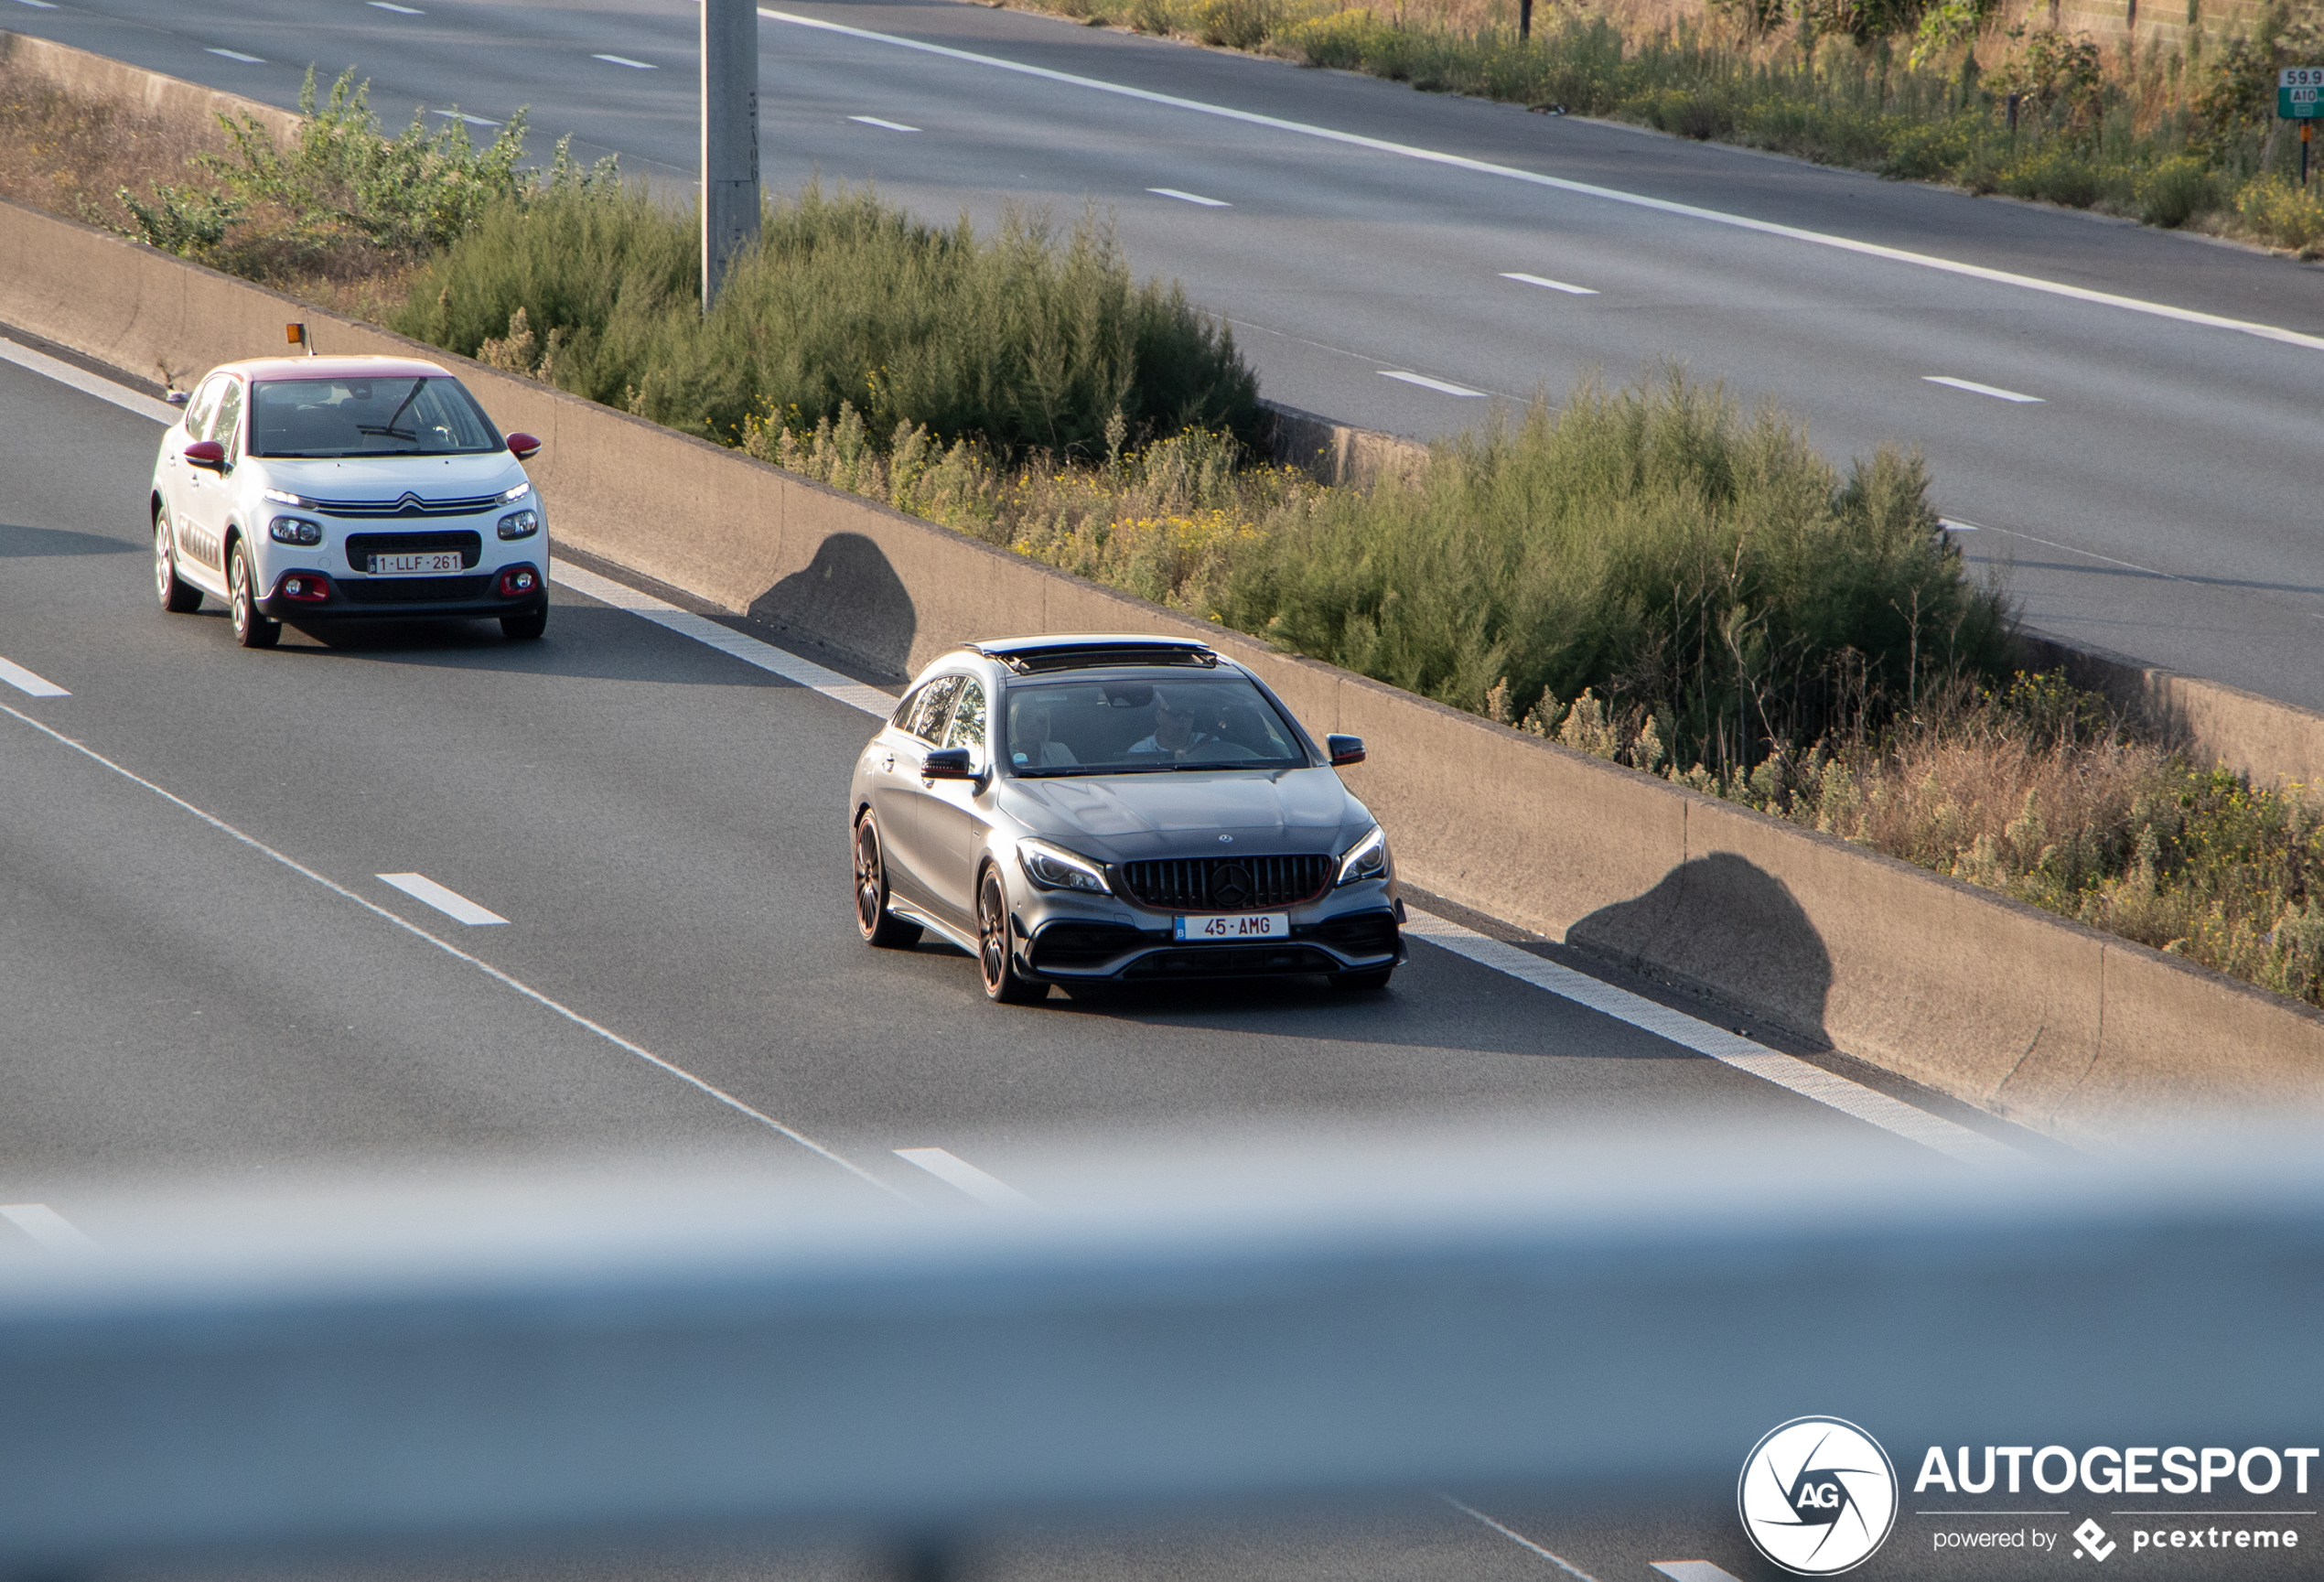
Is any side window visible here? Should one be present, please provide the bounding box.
[210,379,245,458]
[908,676,963,743]
[184,375,227,439]
[943,682,986,755]
[891,683,927,731]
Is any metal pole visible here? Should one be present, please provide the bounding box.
[2304,121,2312,188]
[701,0,760,312]
[1518,0,1532,41]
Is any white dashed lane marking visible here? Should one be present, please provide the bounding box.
[205,47,264,62]
[895,1147,1033,1206]
[377,873,509,927]
[1380,370,1487,397]
[849,114,920,131]
[1146,187,1230,207]
[0,1203,98,1254]
[1442,1498,1600,1580]
[592,53,655,68]
[1924,374,2044,404]
[1501,271,1599,296]
[0,658,67,698]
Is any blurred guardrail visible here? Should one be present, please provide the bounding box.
[4,1131,2322,1574]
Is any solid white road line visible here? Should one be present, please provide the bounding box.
[895,1146,1034,1206]
[1381,370,1488,397]
[848,114,920,131]
[592,53,655,69]
[205,48,264,62]
[0,336,182,423]
[1924,374,2045,404]
[1401,909,2020,1163]
[551,561,895,716]
[377,872,509,927]
[1651,1564,1746,1582]
[0,1203,98,1254]
[1501,271,1599,296]
[1442,1499,1600,1581]
[759,7,2324,357]
[1147,187,1231,207]
[0,658,68,698]
[0,700,898,1197]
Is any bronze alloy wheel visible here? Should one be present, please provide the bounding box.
[853,815,920,949]
[227,543,279,650]
[978,866,1039,1004]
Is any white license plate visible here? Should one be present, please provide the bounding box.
[370,551,464,575]
[1174,912,1289,942]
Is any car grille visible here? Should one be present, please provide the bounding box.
[339,575,494,604]
[316,493,503,519]
[1119,855,1331,912]
[1124,944,1340,979]
[1028,921,1149,972]
[1312,909,1401,957]
[345,532,483,571]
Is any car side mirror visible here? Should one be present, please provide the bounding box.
[506,432,541,461]
[184,440,227,471]
[921,747,975,780]
[1327,734,1366,767]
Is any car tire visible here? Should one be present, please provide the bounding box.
[854,814,923,949]
[1330,967,1394,992]
[978,865,1041,1005]
[500,606,548,641]
[227,542,279,650]
[155,511,201,614]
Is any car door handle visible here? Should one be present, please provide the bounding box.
[883,754,896,772]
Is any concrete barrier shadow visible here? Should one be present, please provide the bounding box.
[1569,851,1835,1050]
[748,532,917,680]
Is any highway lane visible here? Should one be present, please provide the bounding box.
[8,0,2324,713]
[0,338,2030,1578]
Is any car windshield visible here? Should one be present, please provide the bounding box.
[1003,675,1308,776]
[248,377,500,457]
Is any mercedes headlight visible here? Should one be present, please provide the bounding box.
[1018,838,1111,895]
[1336,824,1390,886]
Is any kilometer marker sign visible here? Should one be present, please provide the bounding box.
[2279,67,2324,118]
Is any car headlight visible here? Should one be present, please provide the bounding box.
[499,481,533,504]
[498,509,539,540]
[1336,824,1390,886]
[1018,838,1111,895]
[268,515,323,545]
[263,488,317,509]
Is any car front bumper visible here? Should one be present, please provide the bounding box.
[255,565,546,621]
[1012,891,1406,985]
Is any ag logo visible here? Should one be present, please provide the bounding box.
[1738,1416,1899,1576]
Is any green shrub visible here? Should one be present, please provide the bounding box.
[395,182,1259,459]
[2231,171,2324,250]
[2137,152,2219,226]
[1209,370,2013,773]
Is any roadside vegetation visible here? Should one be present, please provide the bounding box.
[5,59,2315,1006]
[1016,0,2324,252]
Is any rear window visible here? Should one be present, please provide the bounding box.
[249,376,501,457]
[1002,675,1307,775]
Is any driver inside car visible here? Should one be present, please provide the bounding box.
[1126,689,1217,759]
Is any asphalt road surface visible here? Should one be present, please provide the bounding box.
[9,0,2324,712]
[0,328,2078,1580]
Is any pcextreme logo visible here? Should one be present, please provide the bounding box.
[1738,1416,1899,1576]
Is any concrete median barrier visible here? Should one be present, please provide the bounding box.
[5,150,2322,1144]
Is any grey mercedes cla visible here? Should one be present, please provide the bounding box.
[848,635,1405,1003]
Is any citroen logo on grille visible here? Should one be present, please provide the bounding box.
[1209,863,1253,909]
[395,491,425,514]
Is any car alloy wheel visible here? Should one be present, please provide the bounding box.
[978,866,1040,1004]
[854,815,922,949]
[228,543,280,650]
[155,512,200,614]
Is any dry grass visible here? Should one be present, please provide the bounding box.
[0,76,222,233]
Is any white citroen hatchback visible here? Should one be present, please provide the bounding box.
[150,353,550,647]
